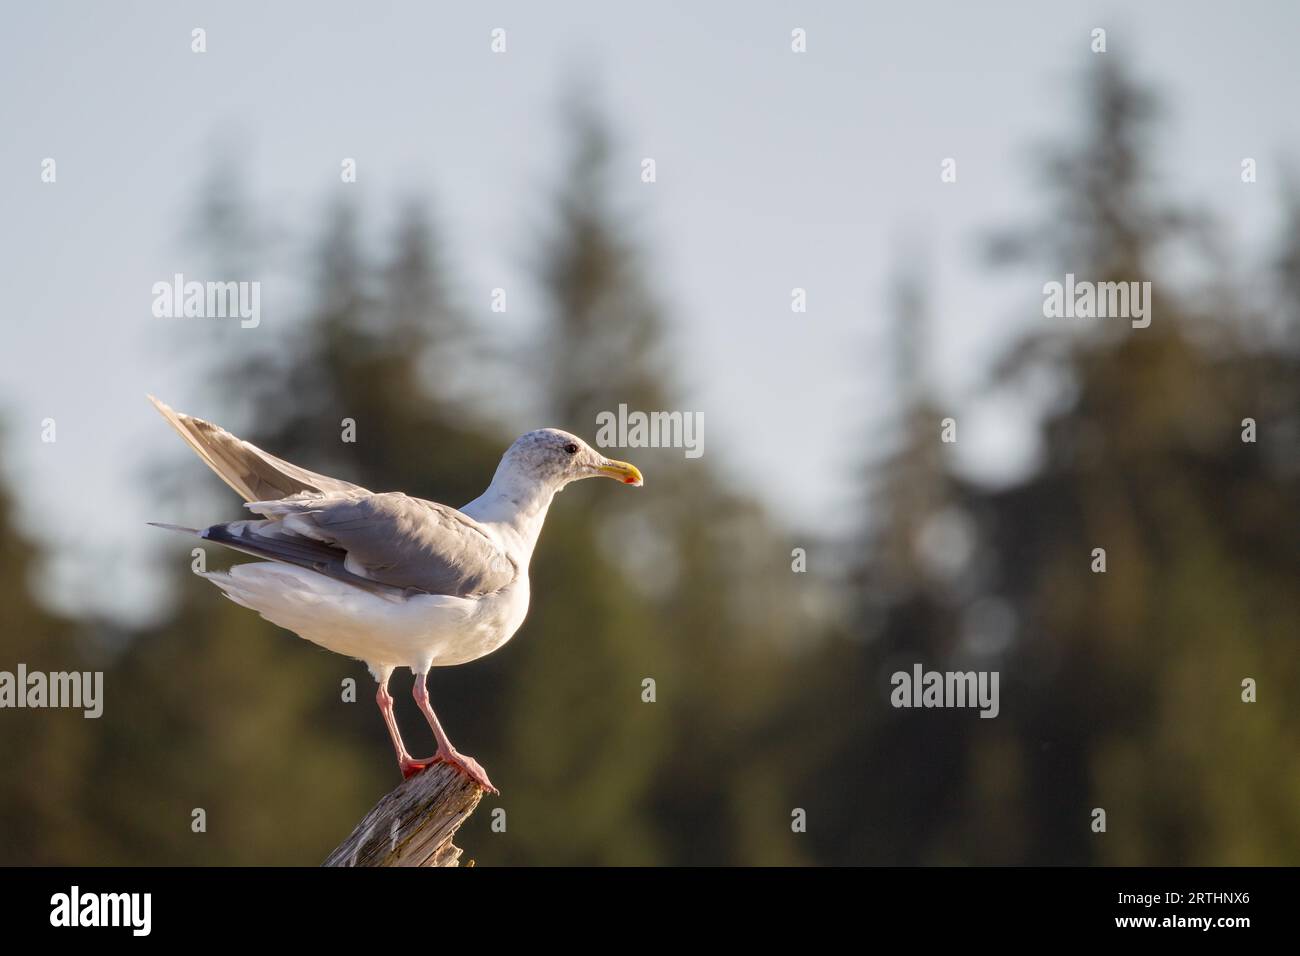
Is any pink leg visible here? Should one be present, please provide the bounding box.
[406,672,498,794]
[375,677,413,765]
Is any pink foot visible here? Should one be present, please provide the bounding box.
[400,750,498,794]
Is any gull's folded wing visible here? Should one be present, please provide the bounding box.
[210,492,519,598]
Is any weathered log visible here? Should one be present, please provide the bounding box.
[323,764,484,867]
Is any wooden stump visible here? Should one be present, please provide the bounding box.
[323,763,484,867]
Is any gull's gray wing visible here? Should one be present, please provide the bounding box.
[150,395,369,502]
[201,491,518,598]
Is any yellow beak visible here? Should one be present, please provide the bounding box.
[597,458,644,487]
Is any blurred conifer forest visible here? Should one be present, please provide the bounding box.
[1,59,1296,865]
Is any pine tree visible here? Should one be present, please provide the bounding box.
[0,458,96,864]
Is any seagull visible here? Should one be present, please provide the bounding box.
[147,396,643,794]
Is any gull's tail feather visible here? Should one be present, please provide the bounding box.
[199,572,258,611]
[147,395,368,503]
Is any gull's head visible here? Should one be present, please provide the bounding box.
[500,428,643,490]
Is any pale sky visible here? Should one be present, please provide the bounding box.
[2,1,1296,623]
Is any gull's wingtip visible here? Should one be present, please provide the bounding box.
[148,521,202,536]
[148,394,195,431]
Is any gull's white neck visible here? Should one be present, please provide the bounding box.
[461,466,559,567]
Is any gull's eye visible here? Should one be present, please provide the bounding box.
[563,442,579,456]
